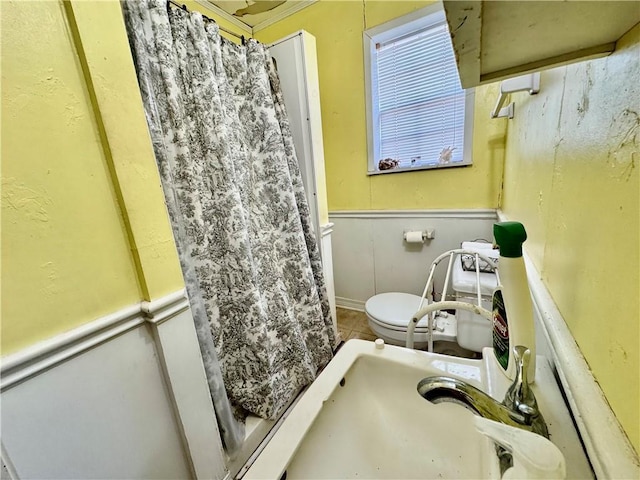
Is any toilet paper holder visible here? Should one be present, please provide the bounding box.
[403,229,435,243]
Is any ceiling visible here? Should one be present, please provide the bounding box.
[205,0,314,29]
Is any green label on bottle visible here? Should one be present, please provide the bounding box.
[492,289,509,370]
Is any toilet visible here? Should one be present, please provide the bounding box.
[365,242,498,352]
[452,244,499,352]
[364,292,434,349]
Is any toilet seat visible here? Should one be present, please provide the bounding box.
[365,292,430,332]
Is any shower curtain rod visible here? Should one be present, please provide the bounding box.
[166,0,250,44]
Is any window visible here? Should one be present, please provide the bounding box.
[364,5,474,174]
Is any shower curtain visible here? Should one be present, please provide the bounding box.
[122,0,336,453]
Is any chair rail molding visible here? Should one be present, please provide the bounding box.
[329,209,497,219]
[1,289,227,480]
[328,209,498,308]
[0,289,187,391]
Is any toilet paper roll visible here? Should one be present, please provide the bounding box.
[404,231,424,243]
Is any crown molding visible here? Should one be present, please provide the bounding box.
[194,0,253,34]
[193,1,317,37]
[252,0,317,33]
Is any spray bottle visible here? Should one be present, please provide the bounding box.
[492,221,536,382]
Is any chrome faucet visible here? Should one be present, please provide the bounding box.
[417,346,549,439]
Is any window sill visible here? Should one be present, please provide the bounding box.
[367,161,472,176]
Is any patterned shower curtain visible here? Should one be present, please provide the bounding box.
[122,0,336,453]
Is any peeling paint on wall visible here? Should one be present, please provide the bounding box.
[576,63,593,122]
[607,108,639,182]
[502,23,640,453]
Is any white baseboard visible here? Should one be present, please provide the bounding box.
[335,297,366,312]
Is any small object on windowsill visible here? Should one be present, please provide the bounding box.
[438,146,456,164]
[378,158,399,170]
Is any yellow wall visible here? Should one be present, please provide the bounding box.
[1,0,184,355]
[256,1,638,452]
[502,25,640,453]
[256,1,506,211]
[5,0,634,454]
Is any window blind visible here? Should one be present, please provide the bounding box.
[374,23,466,170]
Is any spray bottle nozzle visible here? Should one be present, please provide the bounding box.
[494,222,527,258]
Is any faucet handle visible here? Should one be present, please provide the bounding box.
[503,346,549,438]
[502,345,549,438]
[504,346,537,419]
[514,346,530,377]
[514,345,532,389]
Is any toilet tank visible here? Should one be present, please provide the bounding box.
[452,244,498,352]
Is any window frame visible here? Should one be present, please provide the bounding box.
[363,4,475,175]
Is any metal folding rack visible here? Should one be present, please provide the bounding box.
[406,249,500,352]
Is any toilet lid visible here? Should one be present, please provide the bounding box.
[365,292,430,330]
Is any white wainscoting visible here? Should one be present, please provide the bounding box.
[329,209,498,309]
[0,291,227,480]
[320,222,338,335]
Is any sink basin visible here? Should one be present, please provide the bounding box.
[283,355,495,478]
[243,339,592,479]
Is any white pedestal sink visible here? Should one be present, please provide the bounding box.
[244,339,593,479]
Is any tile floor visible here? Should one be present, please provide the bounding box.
[336,308,377,342]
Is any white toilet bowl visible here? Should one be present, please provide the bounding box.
[365,292,451,349]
